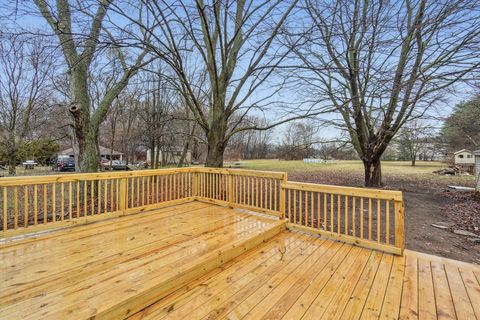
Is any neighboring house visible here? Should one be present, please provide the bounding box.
[59,146,124,161]
[146,147,191,165]
[453,149,474,165]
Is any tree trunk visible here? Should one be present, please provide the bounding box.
[363,158,383,187]
[178,124,195,167]
[205,130,226,167]
[78,131,100,172]
[69,64,100,173]
[411,157,416,166]
[7,137,16,176]
[205,113,228,167]
[149,144,156,169]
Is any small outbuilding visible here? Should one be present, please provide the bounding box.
[453,149,474,165]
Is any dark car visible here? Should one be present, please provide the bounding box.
[52,157,76,172]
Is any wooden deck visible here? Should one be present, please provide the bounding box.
[0,201,284,319]
[130,230,480,320]
[1,200,479,320]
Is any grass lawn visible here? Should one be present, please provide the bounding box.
[239,159,475,188]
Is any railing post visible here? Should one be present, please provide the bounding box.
[119,177,127,213]
[228,172,234,208]
[394,200,405,254]
[279,173,288,220]
[192,171,198,198]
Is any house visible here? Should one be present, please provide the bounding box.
[146,147,191,165]
[453,149,474,165]
[58,146,124,161]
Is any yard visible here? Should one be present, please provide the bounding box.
[238,160,480,264]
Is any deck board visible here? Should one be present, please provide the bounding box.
[0,202,283,320]
[2,200,480,320]
[131,229,480,320]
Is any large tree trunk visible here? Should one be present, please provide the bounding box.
[78,130,100,172]
[363,158,383,187]
[205,113,228,167]
[69,64,100,173]
[205,127,227,167]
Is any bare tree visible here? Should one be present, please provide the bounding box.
[289,0,480,186]
[278,121,318,160]
[0,34,55,175]
[32,0,154,172]
[396,120,433,166]
[228,117,274,160]
[113,0,314,167]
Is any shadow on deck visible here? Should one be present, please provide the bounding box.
[1,200,479,319]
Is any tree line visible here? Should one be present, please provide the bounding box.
[0,0,478,187]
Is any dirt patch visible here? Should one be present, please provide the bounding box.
[289,171,480,265]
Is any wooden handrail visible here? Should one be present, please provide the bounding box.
[283,181,403,201]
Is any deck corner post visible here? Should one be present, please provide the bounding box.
[394,199,405,255]
[279,173,288,220]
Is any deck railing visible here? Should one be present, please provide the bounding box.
[194,168,287,217]
[284,181,404,255]
[0,167,404,254]
[0,168,195,237]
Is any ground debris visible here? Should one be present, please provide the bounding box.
[441,190,480,236]
[431,222,454,229]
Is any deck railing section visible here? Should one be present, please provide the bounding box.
[194,168,287,217]
[284,181,404,254]
[0,167,404,254]
[0,169,194,237]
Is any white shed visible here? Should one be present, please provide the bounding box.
[453,149,474,165]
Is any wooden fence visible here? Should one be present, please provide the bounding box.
[0,168,404,254]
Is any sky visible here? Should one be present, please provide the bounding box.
[1,0,478,146]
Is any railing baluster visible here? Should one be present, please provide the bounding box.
[69,182,72,220]
[330,194,333,232]
[52,184,56,222]
[377,199,381,243]
[34,185,38,225]
[24,186,29,227]
[344,196,348,235]
[360,197,364,239]
[368,198,372,241]
[97,180,101,214]
[14,187,18,229]
[3,187,7,231]
[61,183,65,220]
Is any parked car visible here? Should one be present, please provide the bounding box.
[103,160,128,171]
[51,157,75,172]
